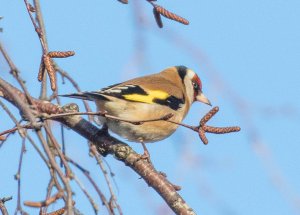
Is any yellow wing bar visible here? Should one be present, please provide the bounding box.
[123,90,169,104]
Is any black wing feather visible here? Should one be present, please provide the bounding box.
[61,85,183,110]
[100,85,148,99]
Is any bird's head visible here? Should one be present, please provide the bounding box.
[176,66,211,106]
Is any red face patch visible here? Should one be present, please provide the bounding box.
[193,75,202,91]
[192,74,202,101]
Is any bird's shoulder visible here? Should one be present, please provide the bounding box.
[100,74,184,99]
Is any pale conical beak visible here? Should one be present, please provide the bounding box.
[196,93,211,106]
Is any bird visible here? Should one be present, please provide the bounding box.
[61,66,211,158]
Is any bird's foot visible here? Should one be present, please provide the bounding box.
[138,141,153,166]
[140,149,151,163]
[101,124,108,133]
[158,171,167,178]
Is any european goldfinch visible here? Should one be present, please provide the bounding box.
[61,66,211,144]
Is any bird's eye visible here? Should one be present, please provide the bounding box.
[192,81,199,90]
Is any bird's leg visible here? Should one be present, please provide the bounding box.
[101,123,108,132]
[141,141,150,160]
[139,139,152,165]
[97,123,108,136]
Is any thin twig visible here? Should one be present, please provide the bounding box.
[72,175,99,215]
[26,134,50,167]
[33,0,49,98]
[0,101,49,166]
[66,156,114,215]
[44,123,72,177]
[0,123,41,137]
[61,124,66,167]
[23,0,46,52]
[44,106,240,145]
[0,100,24,146]
[0,196,13,215]
[14,138,26,215]
[24,0,74,91]
[24,191,63,208]
[41,179,55,214]
[55,63,94,121]
[0,42,34,105]
[44,110,173,125]
[0,79,39,128]
[90,145,122,214]
[35,130,73,215]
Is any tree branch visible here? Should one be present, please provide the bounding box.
[0,196,12,215]
[0,77,196,214]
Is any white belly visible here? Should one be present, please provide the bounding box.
[96,100,186,143]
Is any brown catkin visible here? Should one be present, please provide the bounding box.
[46,207,65,215]
[154,5,189,25]
[43,55,56,91]
[47,51,75,58]
[198,129,208,145]
[200,106,219,126]
[205,125,241,134]
[153,8,163,28]
[37,56,45,82]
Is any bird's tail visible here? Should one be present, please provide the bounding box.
[59,92,93,101]
[59,92,109,101]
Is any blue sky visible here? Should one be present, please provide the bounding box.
[1,0,300,214]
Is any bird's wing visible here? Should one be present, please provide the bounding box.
[61,74,185,111]
[99,77,185,110]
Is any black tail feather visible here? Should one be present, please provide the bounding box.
[59,92,110,101]
[59,93,93,101]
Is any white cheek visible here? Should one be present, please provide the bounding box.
[184,79,194,104]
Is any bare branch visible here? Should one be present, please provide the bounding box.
[0,41,34,105]
[14,138,27,215]
[72,175,99,215]
[0,196,13,215]
[24,192,64,208]
[66,156,114,215]
[90,145,122,214]
[35,130,74,215]
[0,79,39,128]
